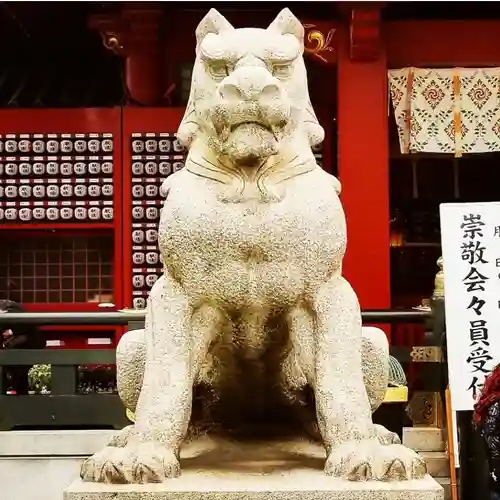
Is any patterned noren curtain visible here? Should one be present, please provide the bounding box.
[389,67,500,156]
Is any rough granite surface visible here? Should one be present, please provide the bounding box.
[71,439,442,499]
[80,7,427,484]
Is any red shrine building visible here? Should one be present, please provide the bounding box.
[0,2,499,348]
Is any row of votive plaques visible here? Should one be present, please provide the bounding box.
[0,183,113,199]
[1,161,113,176]
[131,184,164,199]
[132,206,162,221]
[132,250,162,266]
[0,138,113,154]
[132,274,159,290]
[131,138,184,154]
[131,161,183,176]
[132,228,158,244]
[0,206,114,221]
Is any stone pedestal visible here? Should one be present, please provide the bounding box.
[402,428,446,453]
[0,430,115,500]
[402,428,450,500]
[64,438,443,500]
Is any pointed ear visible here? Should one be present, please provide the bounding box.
[196,9,234,46]
[267,8,304,43]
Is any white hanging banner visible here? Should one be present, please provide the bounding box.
[389,68,500,156]
[440,202,500,411]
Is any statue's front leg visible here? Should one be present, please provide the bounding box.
[81,274,217,484]
[311,276,426,480]
[310,276,376,450]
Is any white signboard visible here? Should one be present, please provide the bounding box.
[440,202,500,411]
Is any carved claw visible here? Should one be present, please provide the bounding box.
[134,443,181,483]
[385,457,407,480]
[325,440,427,480]
[81,446,137,483]
[81,443,180,484]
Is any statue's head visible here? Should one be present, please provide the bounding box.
[178,8,324,168]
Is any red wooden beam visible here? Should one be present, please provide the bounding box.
[89,6,165,106]
[386,20,500,67]
[337,1,385,62]
[349,5,381,62]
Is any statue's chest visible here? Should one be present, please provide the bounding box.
[159,187,333,259]
[166,199,303,243]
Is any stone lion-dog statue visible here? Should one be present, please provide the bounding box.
[81,8,426,484]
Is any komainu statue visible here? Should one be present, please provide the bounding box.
[81,8,426,484]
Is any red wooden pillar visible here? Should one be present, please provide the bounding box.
[337,6,390,312]
[89,6,165,106]
[122,7,164,106]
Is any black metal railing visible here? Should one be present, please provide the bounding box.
[0,348,129,431]
[0,309,430,326]
[0,309,434,432]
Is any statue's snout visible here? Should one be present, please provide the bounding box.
[217,68,281,103]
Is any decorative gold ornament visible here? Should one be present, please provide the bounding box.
[101,32,124,55]
[303,24,336,64]
[410,346,443,363]
[407,391,443,428]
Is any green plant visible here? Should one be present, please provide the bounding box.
[28,364,51,393]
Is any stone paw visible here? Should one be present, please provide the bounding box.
[324,440,427,481]
[374,424,401,445]
[107,424,137,447]
[80,443,181,484]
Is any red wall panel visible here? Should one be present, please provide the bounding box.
[0,108,123,345]
[0,108,123,311]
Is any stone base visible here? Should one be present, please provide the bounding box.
[402,428,445,453]
[0,429,114,456]
[0,430,115,500]
[64,438,443,500]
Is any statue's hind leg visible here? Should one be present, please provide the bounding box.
[117,328,146,413]
[107,328,145,447]
[280,322,400,445]
[361,326,400,445]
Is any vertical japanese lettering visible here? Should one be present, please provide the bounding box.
[461,213,493,400]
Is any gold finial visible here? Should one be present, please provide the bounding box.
[433,256,444,300]
[101,32,124,55]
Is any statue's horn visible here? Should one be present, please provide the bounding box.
[267,8,304,42]
[196,9,234,46]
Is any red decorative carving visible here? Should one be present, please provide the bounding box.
[303,21,338,66]
[348,5,383,62]
[89,6,165,106]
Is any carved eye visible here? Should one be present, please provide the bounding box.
[272,64,291,78]
[208,63,229,80]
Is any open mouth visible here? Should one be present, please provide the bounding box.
[230,121,271,132]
